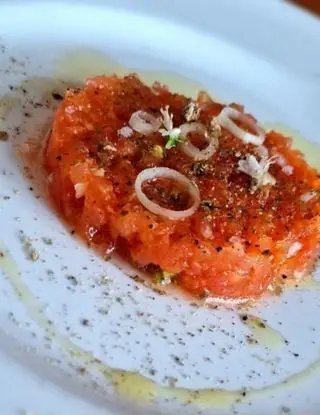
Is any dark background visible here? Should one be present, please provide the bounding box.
[292,0,320,15]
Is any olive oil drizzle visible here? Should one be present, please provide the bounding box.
[1,243,320,410]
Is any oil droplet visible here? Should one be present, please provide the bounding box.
[172,387,239,410]
[0,96,20,119]
[54,48,219,100]
[298,278,320,291]
[283,273,320,292]
[109,370,239,409]
[264,123,320,169]
[0,241,242,409]
[0,49,319,410]
[2,242,320,410]
[0,242,116,376]
[111,371,158,403]
[240,314,286,350]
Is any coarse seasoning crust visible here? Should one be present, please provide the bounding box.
[44,74,320,300]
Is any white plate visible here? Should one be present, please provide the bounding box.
[0,1,320,414]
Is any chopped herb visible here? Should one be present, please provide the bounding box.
[42,237,53,245]
[98,275,112,285]
[18,230,39,262]
[192,161,208,176]
[151,144,165,158]
[153,270,175,286]
[30,249,39,262]
[200,199,216,210]
[165,134,182,150]
[159,106,182,149]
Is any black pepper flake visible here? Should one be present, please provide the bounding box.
[56,155,62,161]
[293,353,299,357]
[80,318,91,327]
[0,131,9,142]
[201,199,217,211]
[282,274,288,279]
[262,249,270,256]
[24,112,31,118]
[52,91,64,101]
[66,275,78,286]
[78,367,87,376]
[199,289,210,299]
[216,247,223,252]
[29,187,34,191]
[171,355,184,366]
[70,229,75,235]
[121,210,128,216]
[0,251,4,258]
[148,224,154,229]
[42,237,53,245]
[241,314,248,322]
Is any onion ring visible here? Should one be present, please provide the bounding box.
[135,167,200,220]
[216,107,265,145]
[129,110,161,135]
[179,122,218,161]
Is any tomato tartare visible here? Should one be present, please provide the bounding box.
[44,74,320,300]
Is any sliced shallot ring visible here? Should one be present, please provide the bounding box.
[135,167,200,220]
[216,107,265,145]
[128,110,161,135]
[180,122,218,161]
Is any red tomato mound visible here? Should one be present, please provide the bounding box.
[44,74,320,300]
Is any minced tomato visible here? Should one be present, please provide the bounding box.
[44,74,320,299]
